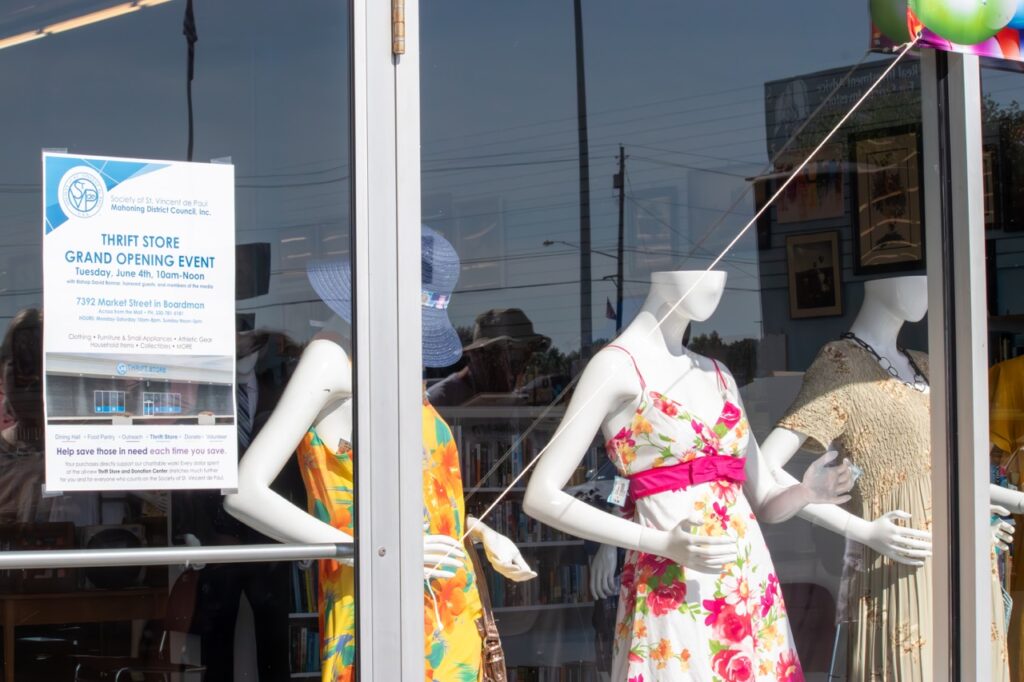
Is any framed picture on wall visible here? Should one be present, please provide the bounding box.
[850,125,925,274]
[773,143,846,224]
[786,231,843,319]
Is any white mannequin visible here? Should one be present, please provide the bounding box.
[761,275,1017,563]
[223,332,536,581]
[523,271,853,571]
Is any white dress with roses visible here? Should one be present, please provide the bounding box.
[604,348,804,682]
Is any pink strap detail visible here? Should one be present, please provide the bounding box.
[605,344,647,390]
[710,358,728,393]
[628,455,745,501]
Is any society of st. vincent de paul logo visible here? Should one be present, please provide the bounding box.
[57,165,105,219]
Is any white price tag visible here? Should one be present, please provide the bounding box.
[607,476,630,507]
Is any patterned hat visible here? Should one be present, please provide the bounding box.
[306,225,463,368]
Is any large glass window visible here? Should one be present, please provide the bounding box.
[981,61,1024,682]
[420,3,941,681]
[0,1,353,680]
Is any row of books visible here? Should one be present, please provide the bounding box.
[466,499,572,544]
[454,425,603,490]
[483,561,591,607]
[290,626,320,675]
[507,663,600,682]
[291,563,319,614]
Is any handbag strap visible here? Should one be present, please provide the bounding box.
[463,537,493,613]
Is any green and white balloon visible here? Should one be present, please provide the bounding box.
[909,0,1015,45]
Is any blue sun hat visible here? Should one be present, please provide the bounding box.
[306,225,463,368]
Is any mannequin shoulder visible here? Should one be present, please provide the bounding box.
[579,347,645,404]
[289,340,352,393]
[809,339,859,374]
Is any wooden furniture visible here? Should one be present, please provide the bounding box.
[0,586,167,681]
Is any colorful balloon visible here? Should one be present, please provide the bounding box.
[995,26,1022,58]
[909,0,1016,45]
[871,0,912,42]
[1009,0,1024,29]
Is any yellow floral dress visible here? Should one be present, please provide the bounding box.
[297,401,483,682]
[422,398,485,682]
[297,429,356,682]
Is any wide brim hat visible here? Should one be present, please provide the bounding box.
[306,225,462,368]
[462,308,551,353]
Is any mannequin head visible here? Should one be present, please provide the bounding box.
[647,270,727,323]
[863,275,927,323]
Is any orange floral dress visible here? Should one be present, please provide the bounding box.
[422,399,484,682]
[296,429,356,682]
[297,400,484,682]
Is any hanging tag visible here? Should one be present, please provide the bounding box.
[607,476,630,507]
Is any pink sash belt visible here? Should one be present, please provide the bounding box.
[629,455,745,501]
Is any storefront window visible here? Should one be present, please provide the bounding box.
[0,1,353,679]
[981,61,1024,682]
[420,3,942,680]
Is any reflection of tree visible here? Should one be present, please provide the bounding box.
[983,93,1024,231]
[688,332,758,387]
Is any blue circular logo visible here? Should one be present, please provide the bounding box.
[116,362,127,376]
[57,166,105,219]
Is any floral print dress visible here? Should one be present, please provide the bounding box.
[296,428,356,682]
[422,399,485,682]
[604,346,803,682]
[296,400,484,682]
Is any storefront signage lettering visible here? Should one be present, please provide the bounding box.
[41,151,238,492]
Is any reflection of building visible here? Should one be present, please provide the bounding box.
[44,353,233,420]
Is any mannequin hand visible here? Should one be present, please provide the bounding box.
[991,505,1015,553]
[799,450,854,505]
[423,534,466,580]
[590,543,618,599]
[181,533,205,571]
[656,514,737,573]
[477,526,537,582]
[853,511,932,567]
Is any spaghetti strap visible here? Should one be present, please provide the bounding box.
[710,358,728,393]
[605,344,647,390]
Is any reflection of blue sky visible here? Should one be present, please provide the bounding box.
[422,1,871,351]
[0,1,885,353]
[0,0,350,340]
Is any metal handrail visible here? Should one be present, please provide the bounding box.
[0,543,353,570]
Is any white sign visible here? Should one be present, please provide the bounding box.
[42,152,237,492]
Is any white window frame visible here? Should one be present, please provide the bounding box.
[921,49,991,681]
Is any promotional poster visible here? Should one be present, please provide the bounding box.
[41,152,237,492]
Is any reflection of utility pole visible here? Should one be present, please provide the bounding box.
[613,145,627,332]
[573,0,593,359]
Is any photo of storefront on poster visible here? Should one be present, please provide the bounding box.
[41,152,237,492]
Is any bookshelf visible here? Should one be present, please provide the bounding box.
[289,563,320,678]
[441,404,606,682]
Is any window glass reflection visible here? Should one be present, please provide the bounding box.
[422,3,939,680]
[0,1,351,679]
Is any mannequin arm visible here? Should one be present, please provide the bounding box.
[762,425,932,566]
[466,516,537,582]
[991,483,1024,514]
[730,383,852,523]
[224,339,353,545]
[523,351,736,572]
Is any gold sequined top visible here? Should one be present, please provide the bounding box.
[778,339,931,514]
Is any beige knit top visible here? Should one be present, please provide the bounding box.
[778,339,931,515]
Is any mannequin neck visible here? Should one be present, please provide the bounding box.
[636,297,690,356]
[848,296,906,355]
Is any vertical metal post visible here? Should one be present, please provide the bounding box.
[921,49,990,682]
[614,144,625,332]
[352,0,423,677]
[573,0,592,357]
